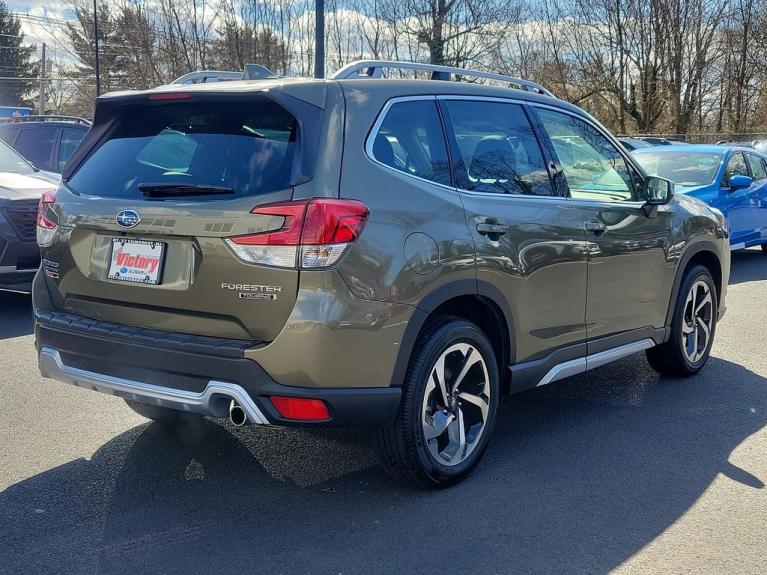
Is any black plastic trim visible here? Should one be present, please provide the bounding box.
[389,279,516,388]
[664,240,723,329]
[509,342,586,393]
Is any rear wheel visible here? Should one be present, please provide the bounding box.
[376,316,500,488]
[646,264,717,377]
[124,399,200,429]
[761,243,767,254]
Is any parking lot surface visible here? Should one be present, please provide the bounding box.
[1,250,766,574]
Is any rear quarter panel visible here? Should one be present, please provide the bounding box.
[335,84,476,307]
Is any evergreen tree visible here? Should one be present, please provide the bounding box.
[0,1,38,107]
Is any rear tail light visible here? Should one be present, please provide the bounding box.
[270,396,330,421]
[225,198,368,269]
[36,189,58,247]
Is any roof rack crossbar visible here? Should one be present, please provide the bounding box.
[0,114,92,125]
[171,70,244,84]
[171,64,278,85]
[331,60,556,98]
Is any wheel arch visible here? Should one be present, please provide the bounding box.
[665,240,723,329]
[390,280,515,392]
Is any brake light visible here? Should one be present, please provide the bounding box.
[225,198,368,268]
[36,189,58,247]
[270,396,330,421]
[148,92,191,101]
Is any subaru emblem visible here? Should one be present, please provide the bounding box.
[116,209,140,228]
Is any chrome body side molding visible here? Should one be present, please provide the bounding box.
[535,338,655,387]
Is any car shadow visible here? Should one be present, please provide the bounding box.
[0,291,33,339]
[1,353,764,574]
[729,248,767,285]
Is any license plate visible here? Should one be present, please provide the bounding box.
[107,238,166,285]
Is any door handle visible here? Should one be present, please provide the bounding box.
[476,222,510,238]
[585,221,607,235]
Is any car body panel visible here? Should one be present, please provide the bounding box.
[566,199,674,345]
[460,192,589,362]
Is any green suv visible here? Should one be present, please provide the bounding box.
[33,61,730,487]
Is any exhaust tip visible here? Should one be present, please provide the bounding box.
[229,399,247,427]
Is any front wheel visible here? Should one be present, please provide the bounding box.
[646,264,717,377]
[376,316,500,488]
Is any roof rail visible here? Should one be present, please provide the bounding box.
[171,64,279,85]
[331,60,556,98]
[0,114,92,125]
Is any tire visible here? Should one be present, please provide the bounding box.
[376,316,500,488]
[124,399,200,429]
[761,243,767,254]
[646,264,718,377]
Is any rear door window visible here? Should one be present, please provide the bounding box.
[57,127,87,171]
[444,100,554,196]
[370,100,450,186]
[67,98,299,199]
[15,127,57,170]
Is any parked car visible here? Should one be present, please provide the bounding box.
[753,140,767,154]
[33,61,729,487]
[639,137,686,146]
[619,137,653,151]
[0,116,90,174]
[0,140,60,292]
[632,144,767,252]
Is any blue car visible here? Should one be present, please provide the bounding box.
[632,144,767,251]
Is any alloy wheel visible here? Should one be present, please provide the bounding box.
[420,343,491,467]
[682,279,714,364]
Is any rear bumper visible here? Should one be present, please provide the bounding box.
[35,313,401,427]
[39,347,272,423]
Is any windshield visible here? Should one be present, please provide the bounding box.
[67,97,299,200]
[0,139,36,175]
[633,151,722,187]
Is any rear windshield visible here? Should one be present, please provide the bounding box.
[67,97,298,199]
[0,139,36,175]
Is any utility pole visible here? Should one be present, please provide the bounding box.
[314,0,324,79]
[38,43,46,115]
[93,0,101,96]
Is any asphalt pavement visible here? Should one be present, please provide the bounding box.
[1,250,765,574]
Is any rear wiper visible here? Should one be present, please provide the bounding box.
[138,183,235,198]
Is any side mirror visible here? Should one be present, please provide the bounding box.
[642,176,673,217]
[644,176,673,205]
[728,174,753,191]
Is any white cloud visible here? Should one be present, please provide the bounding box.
[9,4,78,67]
